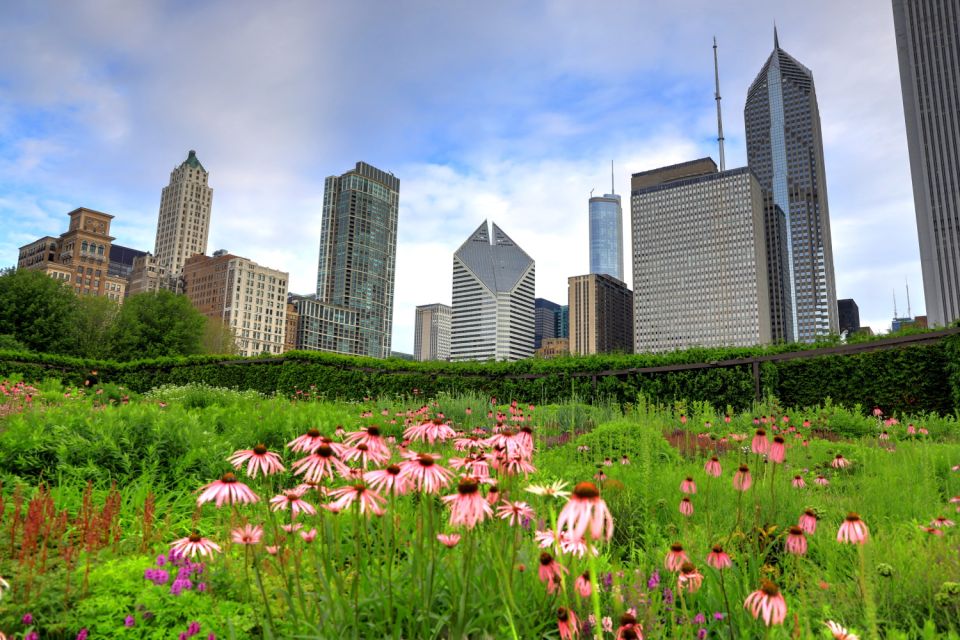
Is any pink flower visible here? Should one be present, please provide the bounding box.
[342,443,390,468]
[665,543,688,571]
[792,475,806,489]
[615,612,643,640]
[785,526,807,555]
[837,513,869,544]
[680,477,697,494]
[441,478,493,529]
[751,429,769,455]
[228,445,285,477]
[574,571,592,598]
[364,464,410,496]
[815,475,829,486]
[496,500,535,526]
[399,452,453,493]
[799,509,819,534]
[299,528,318,543]
[679,497,694,517]
[230,524,264,545]
[327,483,386,516]
[197,473,259,508]
[824,620,859,640]
[704,457,722,477]
[931,516,955,528]
[290,445,350,482]
[436,533,461,547]
[831,454,850,469]
[343,425,391,458]
[557,607,579,640]
[287,428,329,454]
[733,465,752,491]
[677,562,703,594]
[744,580,787,626]
[768,436,785,463]
[269,489,317,518]
[706,544,732,570]
[680,414,687,424]
[557,482,614,542]
[403,418,456,445]
[170,533,221,558]
[538,552,568,593]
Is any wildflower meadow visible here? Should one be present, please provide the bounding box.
[0,378,958,639]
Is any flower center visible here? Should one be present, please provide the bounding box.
[804,509,817,518]
[457,479,479,495]
[755,429,766,437]
[188,533,202,542]
[386,464,401,475]
[539,552,553,566]
[316,445,334,458]
[307,428,321,438]
[367,426,380,437]
[845,513,861,522]
[357,444,369,452]
[710,456,719,462]
[573,481,600,499]
[789,526,803,535]
[670,543,684,553]
[620,613,637,626]
[253,444,268,455]
[685,476,693,482]
[680,561,695,574]
[760,580,780,596]
[738,465,750,473]
[417,454,435,467]
[711,544,724,554]
[221,473,237,483]
[773,436,784,444]
[557,607,569,622]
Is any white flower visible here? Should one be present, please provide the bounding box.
[525,480,571,500]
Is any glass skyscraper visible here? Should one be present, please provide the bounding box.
[316,162,400,359]
[588,191,624,282]
[893,0,960,327]
[744,30,838,343]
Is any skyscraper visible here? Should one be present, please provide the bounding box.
[893,0,960,327]
[154,150,213,277]
[744,30,838,342]
[316,162,400,359]
[534,298,561,349]
[414,303,452,361]
[588,164,624,282]
[451,221,535,362]
[568,273,633,355]
[631,159,772,352]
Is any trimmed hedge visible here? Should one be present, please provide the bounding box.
[2,332,958,415]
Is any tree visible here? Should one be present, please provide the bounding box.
[69,295,120,359]
[109,291,206,360]
[0,269,78,354]
[201,316,240,355]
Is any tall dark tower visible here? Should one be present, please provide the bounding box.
[745,29,839,343]
[893,0,960,327]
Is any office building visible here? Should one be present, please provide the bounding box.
[744,29,838,342]
[283,301,299,353]
[107,244,146,281]
[182,251,288,357]
[589,168,624,281]
[556,305,569,339]
[837,299,860,335]
[414,303,452,361]
[289,294,360,356]
[126,254,168,297]
[631,159,771,352]
[535,298,561,349]
[17,208,128,302]
[316,162,399,359]
[893,0,960,326]
[568,273,633,355]
[451,221,535,362]
[154,150,213,277]
[536,337,570,359]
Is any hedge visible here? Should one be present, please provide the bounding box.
[2,330,958,415]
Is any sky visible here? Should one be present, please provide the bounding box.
[0,1,921,353]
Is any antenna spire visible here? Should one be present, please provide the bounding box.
[906,278,912,317]
[611,160,615,194]
[713,36,726,172]
[893,289,898,319]
[774,24,780,49]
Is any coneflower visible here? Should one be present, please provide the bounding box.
[574,571,592,598]
[230,524,263,545]
[327,482,386,516]
[403,418,456,445]
[664,543,688,572]
[769,436,786,463]
[744,580,787,626]
[299,528,318,543]
[291,445,350,482]
[170,533,221,558]
[615,611,643,639]
[197,473,259,508]
[680,477,697,494]
[228,444,286,477]
[557,607,579,640]
[677,562,703,593]
[269,489,317,518]
[733,465,752,492]
[436,533,461,548]
[706,544,732,569]
[538,552,568,593]
[836,513,869,544]
[792,475,806,489]
[364,464,410,496]
[287,428,329,453]
[679,497,694,517]
[751,429,769,455]
[815,475,830,486]
[831,454,851,469]
[785,526,807,555]
[931,516,955,528]
[799,509,819,534]
[704,457,722,477]
[399,452,453,493]
[557,481,614,542]
[441,478,493,529]
[496,500,535,526]
[824,620,859,640]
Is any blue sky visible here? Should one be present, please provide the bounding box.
[0,1,920,352]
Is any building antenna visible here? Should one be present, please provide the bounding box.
[611,160,615,194]
[713,36,726,172]
[590,188,594,198]
[893,288,898,319]
[906,278,912,317]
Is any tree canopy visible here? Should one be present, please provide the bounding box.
[109,291,207,360]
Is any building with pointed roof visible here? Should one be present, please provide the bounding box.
[153,150,213,278]
[744,29,838,343]
[451,221,535,361]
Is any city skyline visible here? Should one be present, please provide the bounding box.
[0,2,924,352]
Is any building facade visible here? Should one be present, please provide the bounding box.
[568,273,633,355]
[414,303,452,361]
[289,295,360,355]
[126,254,168,297]
[534,298,561,349]
[451,221,535,362]
[893,0,960,326]
[154,150,213,277]
[284,301,299,353]
[837,299,860,335]
[744,30,838,342]
[588,192,624,282]
[536,337,570,359]
[555,305,569,339]
[17,208,128,302]
[182,252,288,357]
[316,162,399,359]
[631,161,772,353]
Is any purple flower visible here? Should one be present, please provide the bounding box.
[648,570,661,589]
[22,613,34,625]
[25,632,38,640]
[603,572,613,589]
[179,633,189,640]
[197,582,207,592]
[208,634,216,640]
[188,621,201,635]
[713,612,725,621]
[663,587,674,605]
[125,615,136,627]
[698,629,707,639]
[77,629,90,640]
[693,613,706,625]
[156,554,167,566]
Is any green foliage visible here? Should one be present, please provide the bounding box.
[109,291,206,361]
[69,294,120,359]
[0,334,27,351]
[0,269,78,354]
